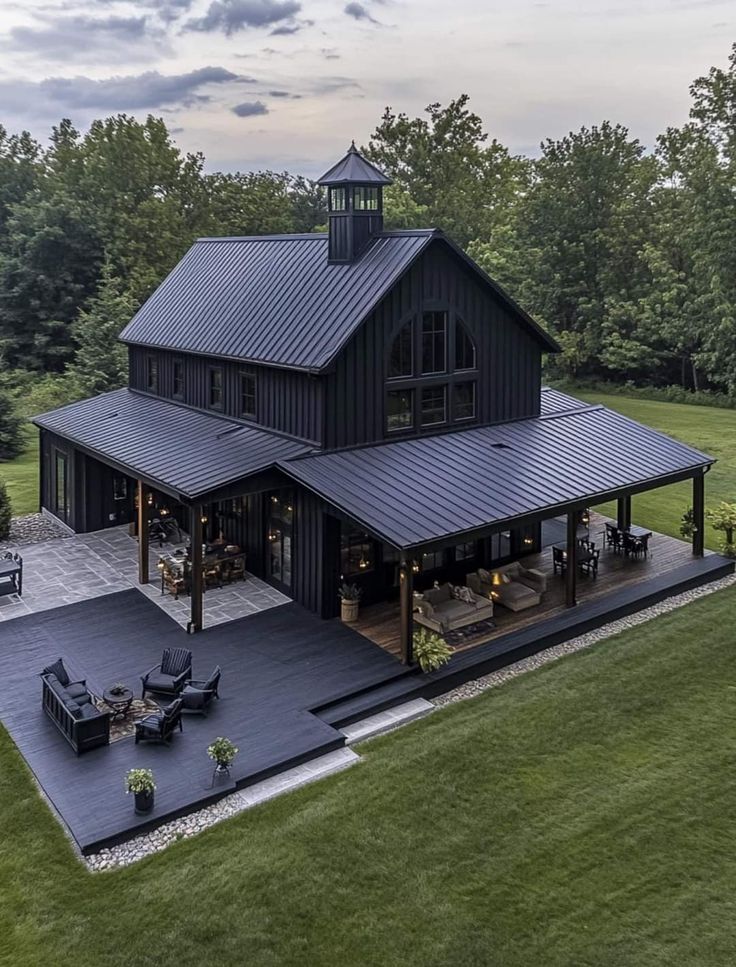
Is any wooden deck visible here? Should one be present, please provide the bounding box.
[353,517,718,657]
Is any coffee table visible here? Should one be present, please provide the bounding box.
[103,686,134,721]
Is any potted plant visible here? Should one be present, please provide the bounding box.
[125,768,156,814]
[207,736,239,776]
[109,682,128,697]
[338,582,362,623]
[412,628,452,673]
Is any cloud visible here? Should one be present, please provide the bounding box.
[267,89,301,98]
[321,47,340,59]
[0,67,240,115]
[344,2,378,23]
[6,14,163,62]
[186,0,301,34]
[232,100,268,116]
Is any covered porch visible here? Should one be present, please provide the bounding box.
[352,511,711,657]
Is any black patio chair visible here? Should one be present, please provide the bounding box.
[580,547,600,578]
[552,545,566,575]
[181,665,221,715]
[606,524,623,554]
[141,647,192,699]
[627,534,650,560]
[134,698,183,744]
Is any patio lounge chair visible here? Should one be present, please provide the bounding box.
[141,647,192,699]
[134,698,183,744]
[181,665,221,715]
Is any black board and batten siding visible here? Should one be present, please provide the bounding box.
[323,241,543,449]
[129,348,324,445]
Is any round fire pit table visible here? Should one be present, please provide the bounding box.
[103,686,134,721]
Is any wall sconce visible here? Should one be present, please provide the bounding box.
[523,535,534,546]
[286,504,293,513]
[160,507,169,517]
[147,492,153,505]
[358,556,370,570]
[581,509,590,526]
[201,515,208,525]
[411,560,420,574]
[267,531,278,542]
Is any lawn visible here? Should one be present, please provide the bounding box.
[2,584,735,966]
[567,391,736,550]
[0,426,39,517]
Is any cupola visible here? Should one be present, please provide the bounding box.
[318,142,392,263]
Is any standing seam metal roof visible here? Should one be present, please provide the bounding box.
[33,389,311,500]
[278,405,713,549]
[119,230,559,370]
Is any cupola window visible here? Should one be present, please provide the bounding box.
[329,187,347,212]
[353,186,380,211]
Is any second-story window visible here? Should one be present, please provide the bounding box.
[145,354,158,393]
[421,311,447,375]
[388,320,413,379]
[208,367,223,410]
[455,319,476,371]
[387,388,414,432]
[173,358,184,400]
[240,370,256,418]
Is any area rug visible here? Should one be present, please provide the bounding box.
[443,618,496,648]
[94,696,163,743]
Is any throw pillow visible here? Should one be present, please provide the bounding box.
[477,568,491,584]
[43,658,69,687]
[457,586,475,604]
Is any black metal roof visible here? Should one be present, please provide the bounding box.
[540,386,589,414]
[317,143,392,186]
[279,405,713,550]
[34,389,311,501]
[119,230,559,370]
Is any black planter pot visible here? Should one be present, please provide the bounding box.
[134,789,154,815]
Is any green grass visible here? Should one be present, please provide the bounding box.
[0,426,39,517]
[568,391,736,549]
[2,586,736,966]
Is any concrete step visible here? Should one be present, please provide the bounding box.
[340,698,434,744]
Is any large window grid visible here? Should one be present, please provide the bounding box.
[385,309,478,434]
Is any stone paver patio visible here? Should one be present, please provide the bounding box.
[0,523,290,627]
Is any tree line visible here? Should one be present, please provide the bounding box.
[0,44,733,452]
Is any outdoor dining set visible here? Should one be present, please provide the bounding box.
[552,521,652,580]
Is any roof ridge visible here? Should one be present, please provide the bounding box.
[194,229,439,244]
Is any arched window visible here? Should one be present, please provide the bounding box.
[388,320,413,378]
[455,318,476,371]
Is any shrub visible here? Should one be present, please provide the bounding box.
[0,479,12,540]
[707,502,736,557]
[338,582,362,602]
[680,507,695,541]
[550,378,736,411]
[413,628,452,673]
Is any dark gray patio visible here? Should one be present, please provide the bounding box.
[0,589,405,853]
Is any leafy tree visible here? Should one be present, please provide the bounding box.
[365,96,528,247]
[203,171,295,237]
[68,263,138,396]
[0,190,101,370]
[0,391,24,460]
[0,126,43,234]
[0,479,11,538]
[289,175,328,233]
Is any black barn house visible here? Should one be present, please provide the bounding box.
[35,145,714,662]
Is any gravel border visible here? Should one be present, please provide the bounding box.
[431,573,736,707]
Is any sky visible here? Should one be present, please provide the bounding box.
[0,0,732,176]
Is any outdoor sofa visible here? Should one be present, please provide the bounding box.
[467,562,546,612]
[40,658,110,755]
[414,582,493,635]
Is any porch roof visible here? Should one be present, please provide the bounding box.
[279,402,714,550]
[34,388,312,501]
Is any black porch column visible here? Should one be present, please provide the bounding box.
[137,480,149,585]
[189,504,204,633]
[399,557,414,666]
[617,495,631,532]
[693,472,705,557]
[566,510,577,608]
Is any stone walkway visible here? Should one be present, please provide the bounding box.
[0,523,290,628]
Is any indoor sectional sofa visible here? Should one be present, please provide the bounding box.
[40,658,111,754]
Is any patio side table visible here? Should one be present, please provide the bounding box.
[103,686,134,721]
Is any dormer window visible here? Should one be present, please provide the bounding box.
[329,187,347,212]
[208,367,223,410]
[145,354,158,393]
